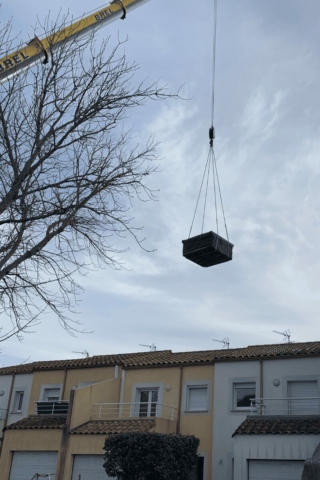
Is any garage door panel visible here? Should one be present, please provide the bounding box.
[249,460,305,480]
[9,451,58,480]
[72,455,112,480]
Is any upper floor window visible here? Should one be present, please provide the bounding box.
[233,383,256,410]
[13,391,24,413]
[288,380,318,415]
[131,383,163,419]
[186,386,208,412]
[138,389,158,417]
[43,388,61,402]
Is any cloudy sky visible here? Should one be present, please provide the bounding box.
[1,0,320,366]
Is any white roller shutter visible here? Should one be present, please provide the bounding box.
[188,387,208,411]
[9,451,58,480]
[72,455,113,480]
[288,381,318,414]
[249,460,304,480]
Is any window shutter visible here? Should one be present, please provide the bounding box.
[288,381,318,414]
[188,387,207,411]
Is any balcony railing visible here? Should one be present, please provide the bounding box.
[35,401,69,415]
[91,402,177,421]
[250,397,320,416]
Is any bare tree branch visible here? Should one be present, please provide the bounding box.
[0,13,178,341]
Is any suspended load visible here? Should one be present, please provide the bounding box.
[182,0,233,268]
[182,231,233,268]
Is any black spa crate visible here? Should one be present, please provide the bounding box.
[182,231,233,267]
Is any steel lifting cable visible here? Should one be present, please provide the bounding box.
[189,0,225,238]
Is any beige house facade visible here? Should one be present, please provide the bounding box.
[0,350,215,480]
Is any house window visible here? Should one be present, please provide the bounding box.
[13,391,24,413]
[138,389,158,417]
[186,386,208,412]
[42,388,61,402]
[39,384,63,403]
[288,380,318,414]
[233,383,256,410]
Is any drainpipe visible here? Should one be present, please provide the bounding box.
[259,359,264,415]
[61,369,67,400]
[3,374,15,429]
[176,365,183,434]
[55,388,75,480]
[119,369,126,418]
[0,374,15,458]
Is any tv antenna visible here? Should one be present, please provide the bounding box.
[72,350,89,358]
[273,329,291,343]
[212,337,230,349]
[139,343,156,352]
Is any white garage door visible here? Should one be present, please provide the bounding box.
[9,451,58,480]
[249,460,305,480]
[72,455,113,480]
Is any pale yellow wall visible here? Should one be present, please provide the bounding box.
[63,435,107,480]
[64,366,117,396]
[27,367,117,415]
[180,365,214,480]
[62,418,176,480]
[123,364,214,478]
[70,377,121,429]
[123,367,181,409]
[28,370,66,415]
[0,429,62,480]
[1,363,215,480]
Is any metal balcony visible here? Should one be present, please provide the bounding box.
[35,401,69,415]
[250,397,320,416]
[91,402,177,421]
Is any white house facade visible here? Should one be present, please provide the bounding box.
[212,346,320,480]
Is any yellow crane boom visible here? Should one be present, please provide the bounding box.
[0,0,150,84]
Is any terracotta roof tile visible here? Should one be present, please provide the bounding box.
[5,416,66,431]
[70,419,155,435]
[2,342,320,375]
[233,416,320,436]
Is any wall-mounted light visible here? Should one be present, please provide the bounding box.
[273,379,280,387]
[0,390,4,396]
[165,385,171,392]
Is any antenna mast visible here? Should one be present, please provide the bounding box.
[273,330,291,343]
[72,350,90,358]
[139,343,157,352]
[212,337,229,349]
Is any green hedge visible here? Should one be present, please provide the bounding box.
[103,432,200,480]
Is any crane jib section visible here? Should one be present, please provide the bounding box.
[0,0,150,83]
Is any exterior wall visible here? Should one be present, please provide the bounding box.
[64,435,108,480]
[212,360,260,480]
[0,362,215,479]
[0,429,62,480]
[233,434,320,480]
[28,370,66,415]
[262,357,320,400]
[212,356,320,480]
[123,366,181,411]
[7,374,33,426]
[28,366,117,416]
[70,377,121,429]
[124,364,214,479]
[64,366,118,395]
[180,365,214,480]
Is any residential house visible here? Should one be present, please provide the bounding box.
[212,343,320,480]
[0,342,320,480]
